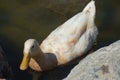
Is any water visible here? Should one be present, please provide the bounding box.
[0,0,120,80]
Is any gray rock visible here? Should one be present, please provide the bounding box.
[64,40,120,80]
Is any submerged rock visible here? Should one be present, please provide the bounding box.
[64,40,120,80]
[0,46,13,79]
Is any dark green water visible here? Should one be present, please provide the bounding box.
[0,0,120,80]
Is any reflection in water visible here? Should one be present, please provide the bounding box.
[0,0,120,80]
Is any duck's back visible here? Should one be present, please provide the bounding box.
[41,12,88,52]
[40,0,98,64]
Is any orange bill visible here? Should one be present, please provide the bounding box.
[20,53,31,70]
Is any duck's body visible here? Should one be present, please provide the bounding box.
[20,0,98,72]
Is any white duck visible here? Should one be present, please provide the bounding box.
[20,0,98,72]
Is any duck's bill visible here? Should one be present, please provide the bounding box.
[20,53,31,70]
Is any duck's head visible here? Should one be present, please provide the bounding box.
[20,39,40,70]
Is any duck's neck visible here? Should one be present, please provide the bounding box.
[29,49,58,71]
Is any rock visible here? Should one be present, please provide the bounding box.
[0,46,13,79]
[63,40,120,80]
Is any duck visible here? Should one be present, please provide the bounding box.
[20,0,98,72]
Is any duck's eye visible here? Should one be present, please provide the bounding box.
[31,45,34,49]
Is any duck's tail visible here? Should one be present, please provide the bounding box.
[83,0,96,19]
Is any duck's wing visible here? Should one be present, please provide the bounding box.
[40,0,96,55]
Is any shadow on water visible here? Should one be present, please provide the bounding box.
[0,36,32,80]
[0,0,120,80]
